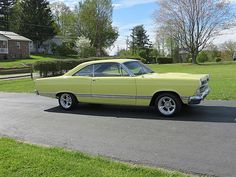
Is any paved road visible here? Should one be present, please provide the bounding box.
[0,93,236,177]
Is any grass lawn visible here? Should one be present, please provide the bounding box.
[0,138,191,177]
[149,62,236,100]
[0,78,35,93]
[0,55,79,68]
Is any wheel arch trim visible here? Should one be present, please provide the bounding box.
[149,91,183,106]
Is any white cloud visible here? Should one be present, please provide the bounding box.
[213,27,236,44]
[113,0,157,9]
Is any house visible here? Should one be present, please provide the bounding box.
[0,31,32,60]
[31,35,63,54]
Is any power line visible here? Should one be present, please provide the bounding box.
[0,19,57,28]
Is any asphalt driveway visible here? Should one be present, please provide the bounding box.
[0,93,236,177]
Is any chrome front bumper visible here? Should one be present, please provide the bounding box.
[188,87,211,104]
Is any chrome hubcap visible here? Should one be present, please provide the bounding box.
[158,96,176,116]
[60,93,72,109]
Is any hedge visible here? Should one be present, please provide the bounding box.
[157,57,173,64]
[33,57,145,77]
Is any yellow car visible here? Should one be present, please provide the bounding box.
[35,59,210,117]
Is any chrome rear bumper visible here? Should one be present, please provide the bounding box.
[188,87,211,104]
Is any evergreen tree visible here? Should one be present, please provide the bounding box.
[19,0,57,48]
[9,0,21,32]
[130,25,151,54]
[0,0,14,31]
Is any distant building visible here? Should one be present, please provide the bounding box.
[31,36,64,54]
[0,31,32,60]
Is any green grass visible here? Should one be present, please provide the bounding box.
[149,62,236,100]
[0,138,191,177]
[0,55,80,68]
[0,55,53,68]
[0,78,35,93]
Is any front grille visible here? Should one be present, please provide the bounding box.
[200,82,209,93]
[201,80,208,85]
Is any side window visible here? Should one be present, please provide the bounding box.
[74,65,93,77]
[121,67,129,76]
[94,63,124,77]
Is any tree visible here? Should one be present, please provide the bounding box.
[206,43,220,61]
[8,0,21,32]
[155,0,234,64]
[75,36,96,58]
[0,0,15,30]
[50,2,70,26]
[220,40,236,58]
[77,0,118,56]
[50,2,77,39]
[18,0,57,49]
[129,25,154,62]
[130,25,151,53]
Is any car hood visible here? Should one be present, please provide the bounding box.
[142,73,210,81]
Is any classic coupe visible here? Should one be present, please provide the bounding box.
[35,59,210,117]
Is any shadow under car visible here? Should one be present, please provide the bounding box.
[45,103,236,123]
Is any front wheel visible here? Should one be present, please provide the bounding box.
[59,93,78,110]
[155,93,182,117]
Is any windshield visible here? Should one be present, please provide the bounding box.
[123,61,154,76]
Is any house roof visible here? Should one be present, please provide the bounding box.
[0,31,31,41]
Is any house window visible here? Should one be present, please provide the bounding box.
[16,42,20,49]
[0,41,7,48]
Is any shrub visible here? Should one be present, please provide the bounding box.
[197,51,209,63]
[157,57,173,64]
[34,58,101,77]
[118,49,146,63]
[216,57,222,62]
[53,42,77,56]
[138,49,156,64]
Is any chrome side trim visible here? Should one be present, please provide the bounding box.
[136,96,152,100]
[76,93,152,100]
[37,92,152,100]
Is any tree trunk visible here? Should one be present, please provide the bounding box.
[96,47,101,57]
[191,51,198,64]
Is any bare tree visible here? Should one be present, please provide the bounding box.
[220,40,236,58]
[155,0,234,64]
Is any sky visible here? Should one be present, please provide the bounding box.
[49,0,236,55]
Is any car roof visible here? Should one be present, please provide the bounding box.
[64,59,138,76]
[83,58,138,65]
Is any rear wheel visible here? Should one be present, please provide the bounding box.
[155,93,182,117]
[59,93,78,110]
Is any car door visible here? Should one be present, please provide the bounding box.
[68,64,93,103]
[91,62,136,105]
